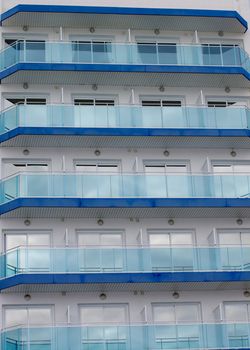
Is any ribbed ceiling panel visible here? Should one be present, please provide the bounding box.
[2,71,249,88]
[1,10,246,33]
[3,280,250,294]
[2,207,250,219]
[2,135,250,149]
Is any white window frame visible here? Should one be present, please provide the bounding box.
[216,229,250,247]
[205,96,249,108]
[2,33,48,49]
[143,160,191,174]
[223,302,250,322]
[3,305,54,329]
[139,95,185,107]
[78,303,129,324]
[199,38,244,48]
[135,36,180,45]
[211,160,250,174]
[2,93,50,110]
[152,302,202,324]
[3,230,52,252]
[72,93,119,105]
[74,159,122,173]
[147,229,196,247]
[2,158,51,178]
[76,229,125,247]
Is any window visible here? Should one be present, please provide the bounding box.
[223,303,250,348]
[74,160,120,173]
[72,40,112,63]
[218,230,250,246]
[202,43,240,66]
[148,231,194,271]
[224,303,250,322]
[4,231,51,275]
[5,39,46,62]
[5,97,47,106]
[74,99,115,106]
[211,161,250,199]
[78,231,123,247]
[5,231,50,251]
[208,101,237,108]
[80,304,128,324]
[212,162,250,173]
[152,303,201,324]
[137,42,177,64]
[4,306,53,328]
[217,230,250,271]
[144,162,188,174]
[143,161,190,198]
[152,304,201,348]
[80,304,129,349]
[148,230,193,246]
[77,231,124,272]
[3,160,50,177]
[141,100,182,107]
[139,98,185,128]
[4,306,53,349]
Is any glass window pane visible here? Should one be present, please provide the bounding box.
[144,166,165,173]
[165,165,187,173]
[171,233,193,246]
[149,233,170,246]
[241,233,250,245]
[103,306,127,323]
[80,307,103,324]
[224,304,248,322]
[213,165,233,173]
[6,234,26,250]
[153,305,175,323]
[28,308,52,325]
[26,164,48,172]
[233,164,250,173]
[218,233,241,246]
[97,165,119,173]
[28,234,50,246]
[78,234,99,246]
[175,305,199,323]
[75,164,96,172]
[5,308,27,327]
[101,234,122,246]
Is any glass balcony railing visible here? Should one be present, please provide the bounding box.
[1,173,250,205]
[1,104,250,134]
[1,41,250,72]
[1,245,250,278]
[1,323,250,350]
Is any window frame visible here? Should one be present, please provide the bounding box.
[3,305,54,329]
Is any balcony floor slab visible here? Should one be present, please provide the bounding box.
[1,130,250,148]
[2,203,250,219]
[1,64,250,88]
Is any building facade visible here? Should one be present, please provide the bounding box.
[1,0,250,349]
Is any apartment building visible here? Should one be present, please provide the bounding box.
[1,0,250,349]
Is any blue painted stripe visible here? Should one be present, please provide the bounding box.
[1,127,250,144]
[1,271,250,290]
[0,5,247,31]
[1,63,250,83]
[1,198,250,216]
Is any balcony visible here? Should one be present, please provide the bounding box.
[1,173,250,218]
[1,42,250,87]
[1,323,250,350]
[0,5,247,33]
[1,104,250,148]
[1,245,250,291]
